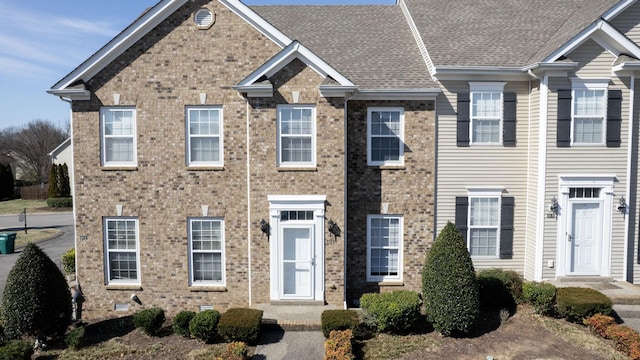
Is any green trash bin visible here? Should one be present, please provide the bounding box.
[0,232,16,254]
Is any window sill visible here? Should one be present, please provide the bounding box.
[186,166,225,171]
[277,167,317,172]
[189,286,227,292]
[106,284,142,291]
[101,166,138,171]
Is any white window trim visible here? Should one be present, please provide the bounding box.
[100,107,137,167]
[466,187,503,258]
[188,217,226,287]
[366,214,403,282]
[186,106,224,167]
[469,82,505,146]
[570,78,608,146]
[367,107,405,166]
[104,217,140,286]
[277,105,316,168]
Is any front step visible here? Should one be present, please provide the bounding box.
[556,276,614,283]
[262,318,321,331]
[614,304,640,319]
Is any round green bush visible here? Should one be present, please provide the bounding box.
[0,243,72,341]
[0,340,34,360]
[556,287,612,323]
[133,307,165,336]
[62,247,76,275]
[359,291,421,334]
[189,310,221,343]
[173,310,196,337]
[422,222,479,336]
[65,326,85,350]
[522,281,557,316]
[477,268,523,311]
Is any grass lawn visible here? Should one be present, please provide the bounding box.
[0,199,52,215]
[13,229,63,248]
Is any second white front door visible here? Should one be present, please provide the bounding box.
[281,227,313,298]
[569,202,601,274]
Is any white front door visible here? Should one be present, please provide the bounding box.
[569,202,601,274]
[281,227,313,298]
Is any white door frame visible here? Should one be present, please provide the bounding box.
[556,175,615,277]
[268,195,326,301]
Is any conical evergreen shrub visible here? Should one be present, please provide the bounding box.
[47,164,57,199]
[1,243,72,341]
[422,221,479,336]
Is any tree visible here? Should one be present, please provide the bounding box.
[1,243,72,342]
[47,164,58,198]
[422,222,479,336]
[0,120,67,185]
[0,163,13,200]
[60,163,71,197]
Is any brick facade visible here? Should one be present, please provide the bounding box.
[68,0,435,320]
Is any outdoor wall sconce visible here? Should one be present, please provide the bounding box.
[260,219,270,237]
[618,196,627,214]
[548,196,559,218]
[328,219,341,238]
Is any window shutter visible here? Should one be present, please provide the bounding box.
[607,89,622,148]
[500,197,514,259]
[503,92,517,146]
[455,196,469,243]
[457,93,470,147]
[557,90,572,147]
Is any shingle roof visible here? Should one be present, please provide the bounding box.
[253,5,437,90]
[403,0,619,68]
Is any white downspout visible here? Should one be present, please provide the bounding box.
[59,97,78,279]
[246,99,252,306]
[624,74,635,282]
[535,75,549,281]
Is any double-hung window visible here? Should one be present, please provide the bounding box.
[187,107,223,166]
[572,81,607,145]
[367,107,404,166]
[470,82,504,145]
[104,218,140,285]
[188,218,225,286]
[101,107,136,167]
[277,105,315,167]
[367,215,403,282]
[468,196,500,257]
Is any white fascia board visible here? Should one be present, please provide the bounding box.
[237,41,354,88]
[232,84,273,97]
[545,19,640,63]
[318,85,359,98]
[51,0,189,91]
[351,89,440,101]
[218,0,291,49]
[602,0,637,21]
[613,61,640,73]
[433,66,530,81]
[48,138,71,157]
[46,88,91,101]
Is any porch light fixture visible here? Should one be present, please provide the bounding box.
[549,196,559,218]
[328,219,341,238]
[260,219,270,237]
[618,196,627,214]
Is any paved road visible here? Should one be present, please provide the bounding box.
[0,212,75,296]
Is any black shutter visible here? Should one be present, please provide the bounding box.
[503,92,517,146]
[557,90,572,147]
[500,197,514,259]
[455,196,469,243]
[607,89,622,148]
[457,93,470,147]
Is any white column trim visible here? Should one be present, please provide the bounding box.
[534,75,549,281]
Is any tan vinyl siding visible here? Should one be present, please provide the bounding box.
[566,39,617,78]
[436,80,530,274]
[610,1,640,44]
[544,73,630,280]
[524,82,540,280]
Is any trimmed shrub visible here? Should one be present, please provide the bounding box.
[220,341,249,360]
[65,326,86,350]
[606,324,640,359]
[477,268,523,311]
[321,310,359,338]
[0,340,34,360]
[62,247,75,275]
[189,309,221,343]
[46,197,73,208]
[359,291,421,333]
[324,329,354,360]
[133,307,166,336]
[217,308,263,344]
[173,310,196,338]
[522,281,557,316]
[556,287,612,323]
[584,314,616,338]
[422,222,479,336]
[0,243,72,341]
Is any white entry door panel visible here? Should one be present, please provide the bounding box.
[570,202,601,274]
[282,227,313,298]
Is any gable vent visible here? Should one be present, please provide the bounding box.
[194,8,214,29]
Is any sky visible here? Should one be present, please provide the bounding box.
[0,0,395,131]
